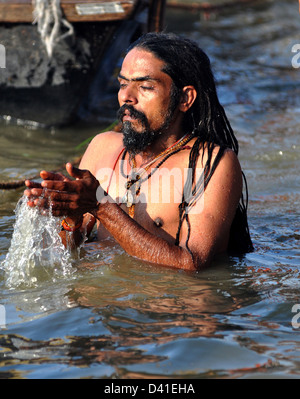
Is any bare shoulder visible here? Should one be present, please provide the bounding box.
[91,130,123,146]
[211,147,242,183]
[180,146,243,265]
[218,147,241,175]
[197,142,240,167]
[187,144,243,226]
[79,131,124,174]
[86,130,123,156]
[196,143,241,182]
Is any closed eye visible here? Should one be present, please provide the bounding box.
[141,85,154,90]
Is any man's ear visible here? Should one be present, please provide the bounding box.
[179,86,197,113]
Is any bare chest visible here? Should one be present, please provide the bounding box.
[95,159,188,242]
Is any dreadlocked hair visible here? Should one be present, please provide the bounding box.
[128,32,253,256]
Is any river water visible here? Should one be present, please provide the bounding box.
[0,0,299,379]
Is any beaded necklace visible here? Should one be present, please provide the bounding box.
[121,133,194,218]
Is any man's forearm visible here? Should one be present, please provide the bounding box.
[59,214,96,250]
[91,202,197,271]
[59,229,85,250]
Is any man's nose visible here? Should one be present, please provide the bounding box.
[118,84,138,105]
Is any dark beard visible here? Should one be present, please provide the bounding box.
[117,102,176,155]
[122,122,157,155]
[117,104,154,155]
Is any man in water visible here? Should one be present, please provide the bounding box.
[25,32,253,270]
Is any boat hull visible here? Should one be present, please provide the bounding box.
[0,1,162,127]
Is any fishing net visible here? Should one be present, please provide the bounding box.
[32,0,74,57]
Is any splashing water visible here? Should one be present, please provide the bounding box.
[1,196,76,288]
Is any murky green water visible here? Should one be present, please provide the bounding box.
[0,0,299,379]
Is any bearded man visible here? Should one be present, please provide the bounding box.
[25,32,253,270]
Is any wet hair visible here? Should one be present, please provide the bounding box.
[127,32,253,257]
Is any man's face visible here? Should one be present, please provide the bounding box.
[117,48,179,154]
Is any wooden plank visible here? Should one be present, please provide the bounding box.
[0,1,136,23]
[65,1,135,22]
[0,0,133,4]
[0,5,31,22]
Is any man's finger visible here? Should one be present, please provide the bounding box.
[40,170,70,182]
[25,180,42,189]
[24,188,44,198]
[47,191,79,202]
[41,179,77,192]
[66,163,91,180]
[33,197,49,208]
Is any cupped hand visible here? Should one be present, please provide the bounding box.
[24,163,99,218]
[24,169,70,208]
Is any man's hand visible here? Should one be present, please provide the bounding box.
[24,163,99,218]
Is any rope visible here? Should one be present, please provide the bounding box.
[32,0,74,58]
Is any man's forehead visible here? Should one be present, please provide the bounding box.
[119,48,168,80]
[118,72,161,83]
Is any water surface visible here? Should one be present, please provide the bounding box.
[0,0,299,379]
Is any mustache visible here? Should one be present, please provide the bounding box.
[117,104,148,125]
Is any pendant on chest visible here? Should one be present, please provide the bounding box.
[122,179,141,208]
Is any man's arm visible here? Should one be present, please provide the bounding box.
[59,213,96,249]
[91,200,197,270]
[25,147,242,270]
[90,149,242,270]
[179,148,242,266]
